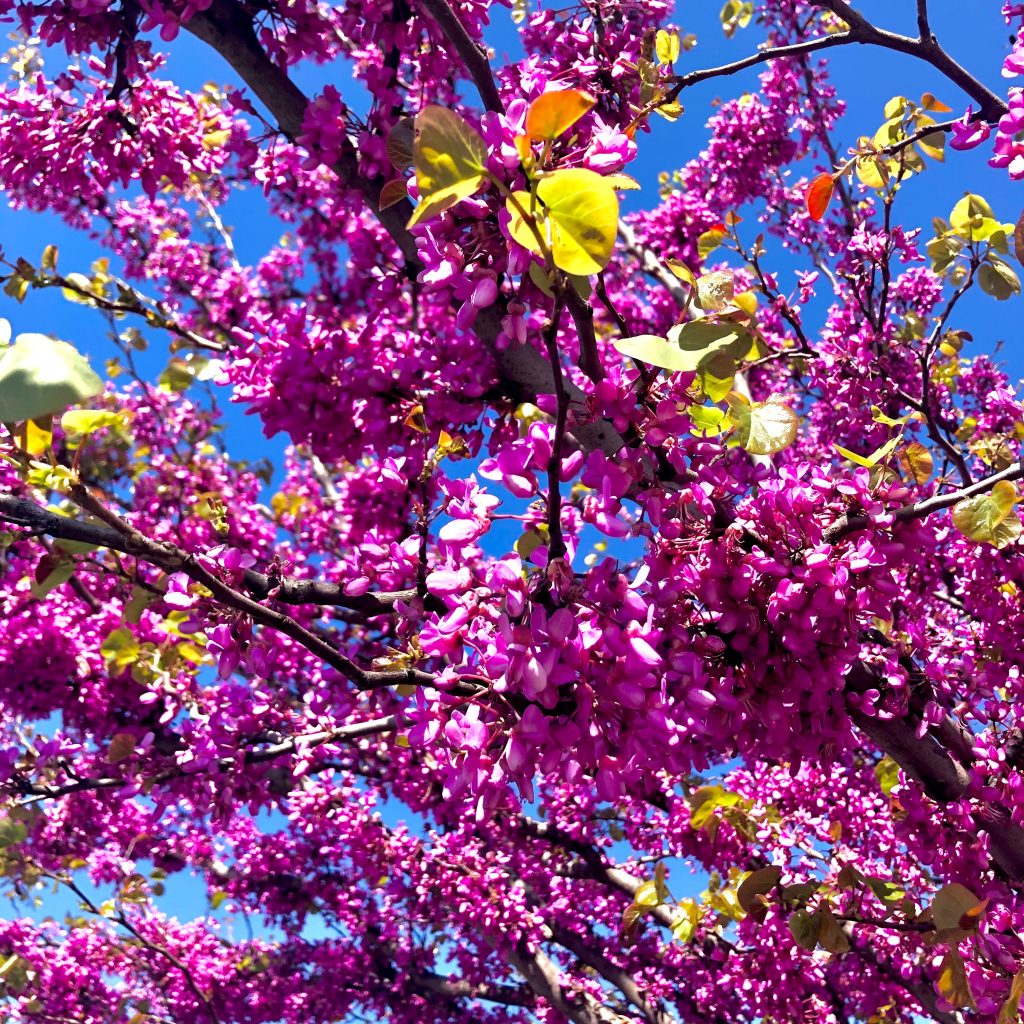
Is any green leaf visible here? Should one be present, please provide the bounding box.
[737,866,781,912]
[30,556,75,600]
[688,785,745,831]
[408,106,488,228]
[106,732,137,764]
[952,480,1020,547]
[979,256,1021,300]
[788,909,821,950]
[102,627,141,671]
[931,883,986,932]
[727,393,799,455]
[817,907,850,954]
[0,817,27,849]
[0,333,103,423]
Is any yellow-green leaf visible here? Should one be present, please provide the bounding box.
[655,29,680,65]
[727,393,798,455]
[0,333,103,423]
[998,967,1024,1024]
[535,168,619,274]
[408,106,488,228]
[952,480,1019,547]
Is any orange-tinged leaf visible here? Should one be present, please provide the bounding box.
[806,173,835,222]
[921,92,953,113]
[525,89,596,141]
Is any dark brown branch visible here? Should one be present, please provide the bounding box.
[543,299,569,563]
[15,716,398,806]
[0,493,413,615]
[417,0,504,114]
[548,923,678,1024]
[825,459,1024,542]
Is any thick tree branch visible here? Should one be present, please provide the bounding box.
[417,0,504,113]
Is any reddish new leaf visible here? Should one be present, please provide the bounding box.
[806,173,836,222]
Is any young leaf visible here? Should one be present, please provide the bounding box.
[979,256,1021,300]
[408,106,488,228]
[535,168,619,274]
[952,480,1020,547]
[902,441,934,483]
[0,333,103,423]
[655,29,680,65]
[835,434,901,468]
[727,393,799,455]
[525,89,596,141]
[998,968,1024,1024]
[806,172,836,222]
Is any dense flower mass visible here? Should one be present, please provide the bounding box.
[1,1,1024,1022]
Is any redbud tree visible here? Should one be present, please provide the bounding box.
[2,0,1024,1020]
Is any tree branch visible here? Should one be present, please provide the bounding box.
[0,492,414,615]
[417,0,504,113]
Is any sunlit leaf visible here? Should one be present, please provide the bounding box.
[655,29,680,65]
[874,756,900,796]
[902,441,934,483]
[806,172,835,222]
[408,106,488,228]
[511,168,619,275]
[525,89,596,141]
[835,434,900,468]
[727,393,799,455]
[0,333,103,423]
[952,480,1020,547]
